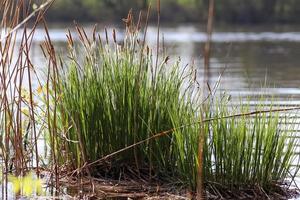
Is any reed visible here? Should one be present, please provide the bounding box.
[56,20,200,177]
[0,0,54,198]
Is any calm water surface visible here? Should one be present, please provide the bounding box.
[30,24,300,98]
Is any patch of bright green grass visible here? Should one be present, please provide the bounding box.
[54,26,298,191]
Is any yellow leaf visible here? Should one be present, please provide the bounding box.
[35,179,44,195]
[8,172,44,197]
[8,175,21,194]
[21,108,30,117]
[23,174,33,196]
[37,86,43,94]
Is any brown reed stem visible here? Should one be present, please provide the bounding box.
[42,19,60,191]
[197,1,215,199]
[0,0,53,42]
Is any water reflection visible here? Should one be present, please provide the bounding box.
[26,24,300,102]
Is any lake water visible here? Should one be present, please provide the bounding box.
[30,24,300,99]
[23,23,300,198]
[30,23,300,119]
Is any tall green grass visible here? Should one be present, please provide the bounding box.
[202,102,296,188]
[54,24,298,191]
[56,26,199,176]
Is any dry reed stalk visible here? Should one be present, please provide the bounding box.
[41,18,61,192]
[0,0,52,198]
[197,0,215,199]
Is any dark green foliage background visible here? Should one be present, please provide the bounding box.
[42,0,300,24]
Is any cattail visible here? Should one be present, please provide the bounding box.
[92,24,97,42]
[157,0,160,14]
[66,29,74,47]
[136,11,142,32]
[105,28,109,44]
[163,56,170,64]
[113,29,116,43]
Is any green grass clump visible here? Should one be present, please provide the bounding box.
[202,102,296,188]
[56,26,200,180]
[54,25,298,191]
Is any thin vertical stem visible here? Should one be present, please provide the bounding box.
[154,0,160,84]
[43,19,60,191]
[197,0,215,199]
[204,0,215,85]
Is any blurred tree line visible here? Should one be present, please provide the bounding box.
[44,0,300,24]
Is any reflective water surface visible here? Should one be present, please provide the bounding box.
[30,24,300,95]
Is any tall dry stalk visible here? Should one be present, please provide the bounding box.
[41,19,61,192]
[197,0,215,199]
[0,0,53,198]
